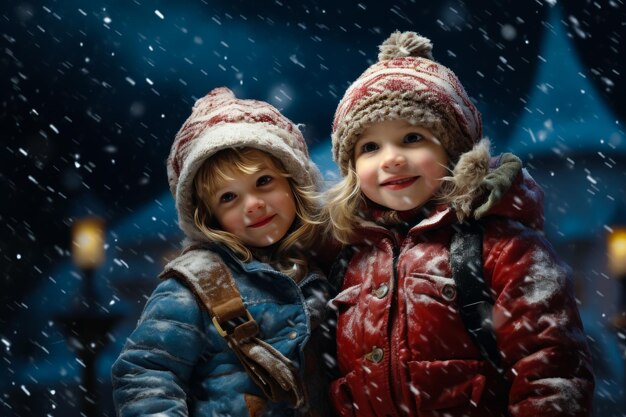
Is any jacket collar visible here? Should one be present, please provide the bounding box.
[350,203,457,246]
[211,244,278,273]
[409,205,457,235]
[181,242,273,273]
[193,242,324,285]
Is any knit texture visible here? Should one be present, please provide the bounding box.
[167,87,322,243]
[332,31,483,175]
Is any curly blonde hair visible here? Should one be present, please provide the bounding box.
[192,147,321,281]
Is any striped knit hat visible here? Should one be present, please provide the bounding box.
[332,31,483,176]
[167,87,322,243]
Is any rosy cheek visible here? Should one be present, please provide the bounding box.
[220,211,240,234]
[421,152,447,175]
[356,161,376,184]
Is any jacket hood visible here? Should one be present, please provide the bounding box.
[167,87,322,245]
[452,139,544,230]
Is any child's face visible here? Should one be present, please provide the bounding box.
[207,155,297,248]
[354,119,449,212]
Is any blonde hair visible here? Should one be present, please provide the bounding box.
[321,164,365,244]
[192,147,320,281]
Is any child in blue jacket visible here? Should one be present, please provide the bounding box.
[112,87,332,417]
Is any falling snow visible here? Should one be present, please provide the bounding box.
[2,1,625,416]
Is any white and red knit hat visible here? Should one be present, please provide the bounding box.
[167,87,322,243]
[332,31,483,176]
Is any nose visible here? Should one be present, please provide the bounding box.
[245,195,265,214]
[381,147,406,170]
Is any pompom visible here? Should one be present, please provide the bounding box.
[378,31,434,61]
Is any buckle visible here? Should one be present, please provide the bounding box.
[212,310,255,337]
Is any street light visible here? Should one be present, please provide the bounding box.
[71,217,105,270]
[608,227,626,328]
[56,216,120,417]
[609,227,626,328]
[71,217,105,302]
[608,226,626,411]
[608,228,626,279]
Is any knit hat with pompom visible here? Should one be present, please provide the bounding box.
[167,87,322,243]
[332,31,483,176]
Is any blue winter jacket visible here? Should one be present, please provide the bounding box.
[111,244,332,417]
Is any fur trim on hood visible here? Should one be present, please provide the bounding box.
[444,139,523,221]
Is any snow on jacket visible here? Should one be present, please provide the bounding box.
[328,156,594,417]
[112,244,332,417]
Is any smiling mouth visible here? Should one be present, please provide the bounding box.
[248,215,276,228]
[381,176,419,189]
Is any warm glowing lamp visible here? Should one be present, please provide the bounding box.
[608,228,626,279]
[71,217,105,270]
[60,216,112,417]
[608,227,626,344]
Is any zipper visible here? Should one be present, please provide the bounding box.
[387,237,403,417]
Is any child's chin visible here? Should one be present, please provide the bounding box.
[387,202,421,212]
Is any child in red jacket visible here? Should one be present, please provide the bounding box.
[322,31,594,417]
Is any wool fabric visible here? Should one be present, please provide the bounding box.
[167,87,322,243]
[332,31,483,175]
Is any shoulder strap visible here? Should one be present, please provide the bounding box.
[450,221,502,372]
[169,248,253,331]
[159,248,305,406]
[328,244,354,292]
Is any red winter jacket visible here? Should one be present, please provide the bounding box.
[329,167,594,417]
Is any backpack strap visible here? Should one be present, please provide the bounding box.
[450,221,502,372]
[328,244,354,293]
[159,248,305,406]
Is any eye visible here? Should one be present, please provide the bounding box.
[257,175,273,186]
[219,192,236,203]
[360,142,379,153]
[404,133,423,143]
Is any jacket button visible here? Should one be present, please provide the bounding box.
[366,347,384,363]
[373,283,389,299]
[442,284,456,301]
[288,331,298,340]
